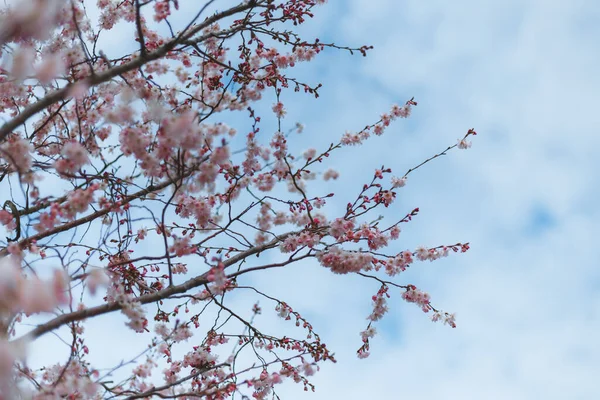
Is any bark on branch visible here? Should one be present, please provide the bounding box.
[13,229,294,343]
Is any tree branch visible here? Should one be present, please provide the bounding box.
[13,229,295,342]
[0,1,258,144]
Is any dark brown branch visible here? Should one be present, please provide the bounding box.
[13,230,295,342]
[0,169,191,257]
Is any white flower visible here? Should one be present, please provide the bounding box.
[457,138,472,149]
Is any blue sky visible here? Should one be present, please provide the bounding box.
[12,0,600,398]
[254,0,600,398]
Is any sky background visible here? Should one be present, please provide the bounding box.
[254,0,600,398]
[14,0,600,398]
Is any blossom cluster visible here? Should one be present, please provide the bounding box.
[54,141,90,175]
[105,272,148,333]
[0,0,477,396]
[383,250,414,276]
[249,370,284,400]
[31,360,100,398]
[0,209,15,231]
[0,256,69,315]
[368,285,390,322]
[401,285,432,312]
[0,136,33,178]
[175,194,217,228]
[341,99,416,146]
[432,311,457,328]
[279,231,321,253]
[207,262,228,294]
[316,246,373,274]
[0,256,70,390]
[35,184,100,232]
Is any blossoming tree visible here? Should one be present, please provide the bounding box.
[0,0,476,398]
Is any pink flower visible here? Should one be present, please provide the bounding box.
[1,0,62,42]
[182,346,217,368]
[172,325,193,342]
[357,350,370,359]
[329,218,355,239]
[317,247,372,274]
[314,197,326,208]
[68,81,90,99]
[360,326,377,341]
[432,311,457,328]
[153,0,171,22]
[136,228,147,241]
[270,131,287,160]
[210,145,230,165]
[207,263,226,287]
[10,46,35,81]
[390,103,412,119]
[402,286,431,312]
[63,184,99,218]
[303,362,316,376]
[122,301,147,333]
[415,246,429,261]
[303,148,317,160]
[323,169,339,181]
[280,235,299,253]
[272,102,287,118]
[164,362,182,384]
[0,338,28,379]
[275,303,290,319]
[253,173,276,192]
[0,257,22,312]
[391,176,407,188]
[458,138,472,149]
[341,131,363,146]
[168,236,196,257]
[444,313,457,328]
[133,359,155,378]
[0,210,15,231]
[7,242,22,259]
[55,141,90,175]
[0,257,70,315]
[368,295,388,321]
[35,53,65,84]
[87,269,109,296]
[1,136,33,175]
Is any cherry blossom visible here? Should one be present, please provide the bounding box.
[54,141,90,175]
[458,138,472,149]
[0,0,477,397]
